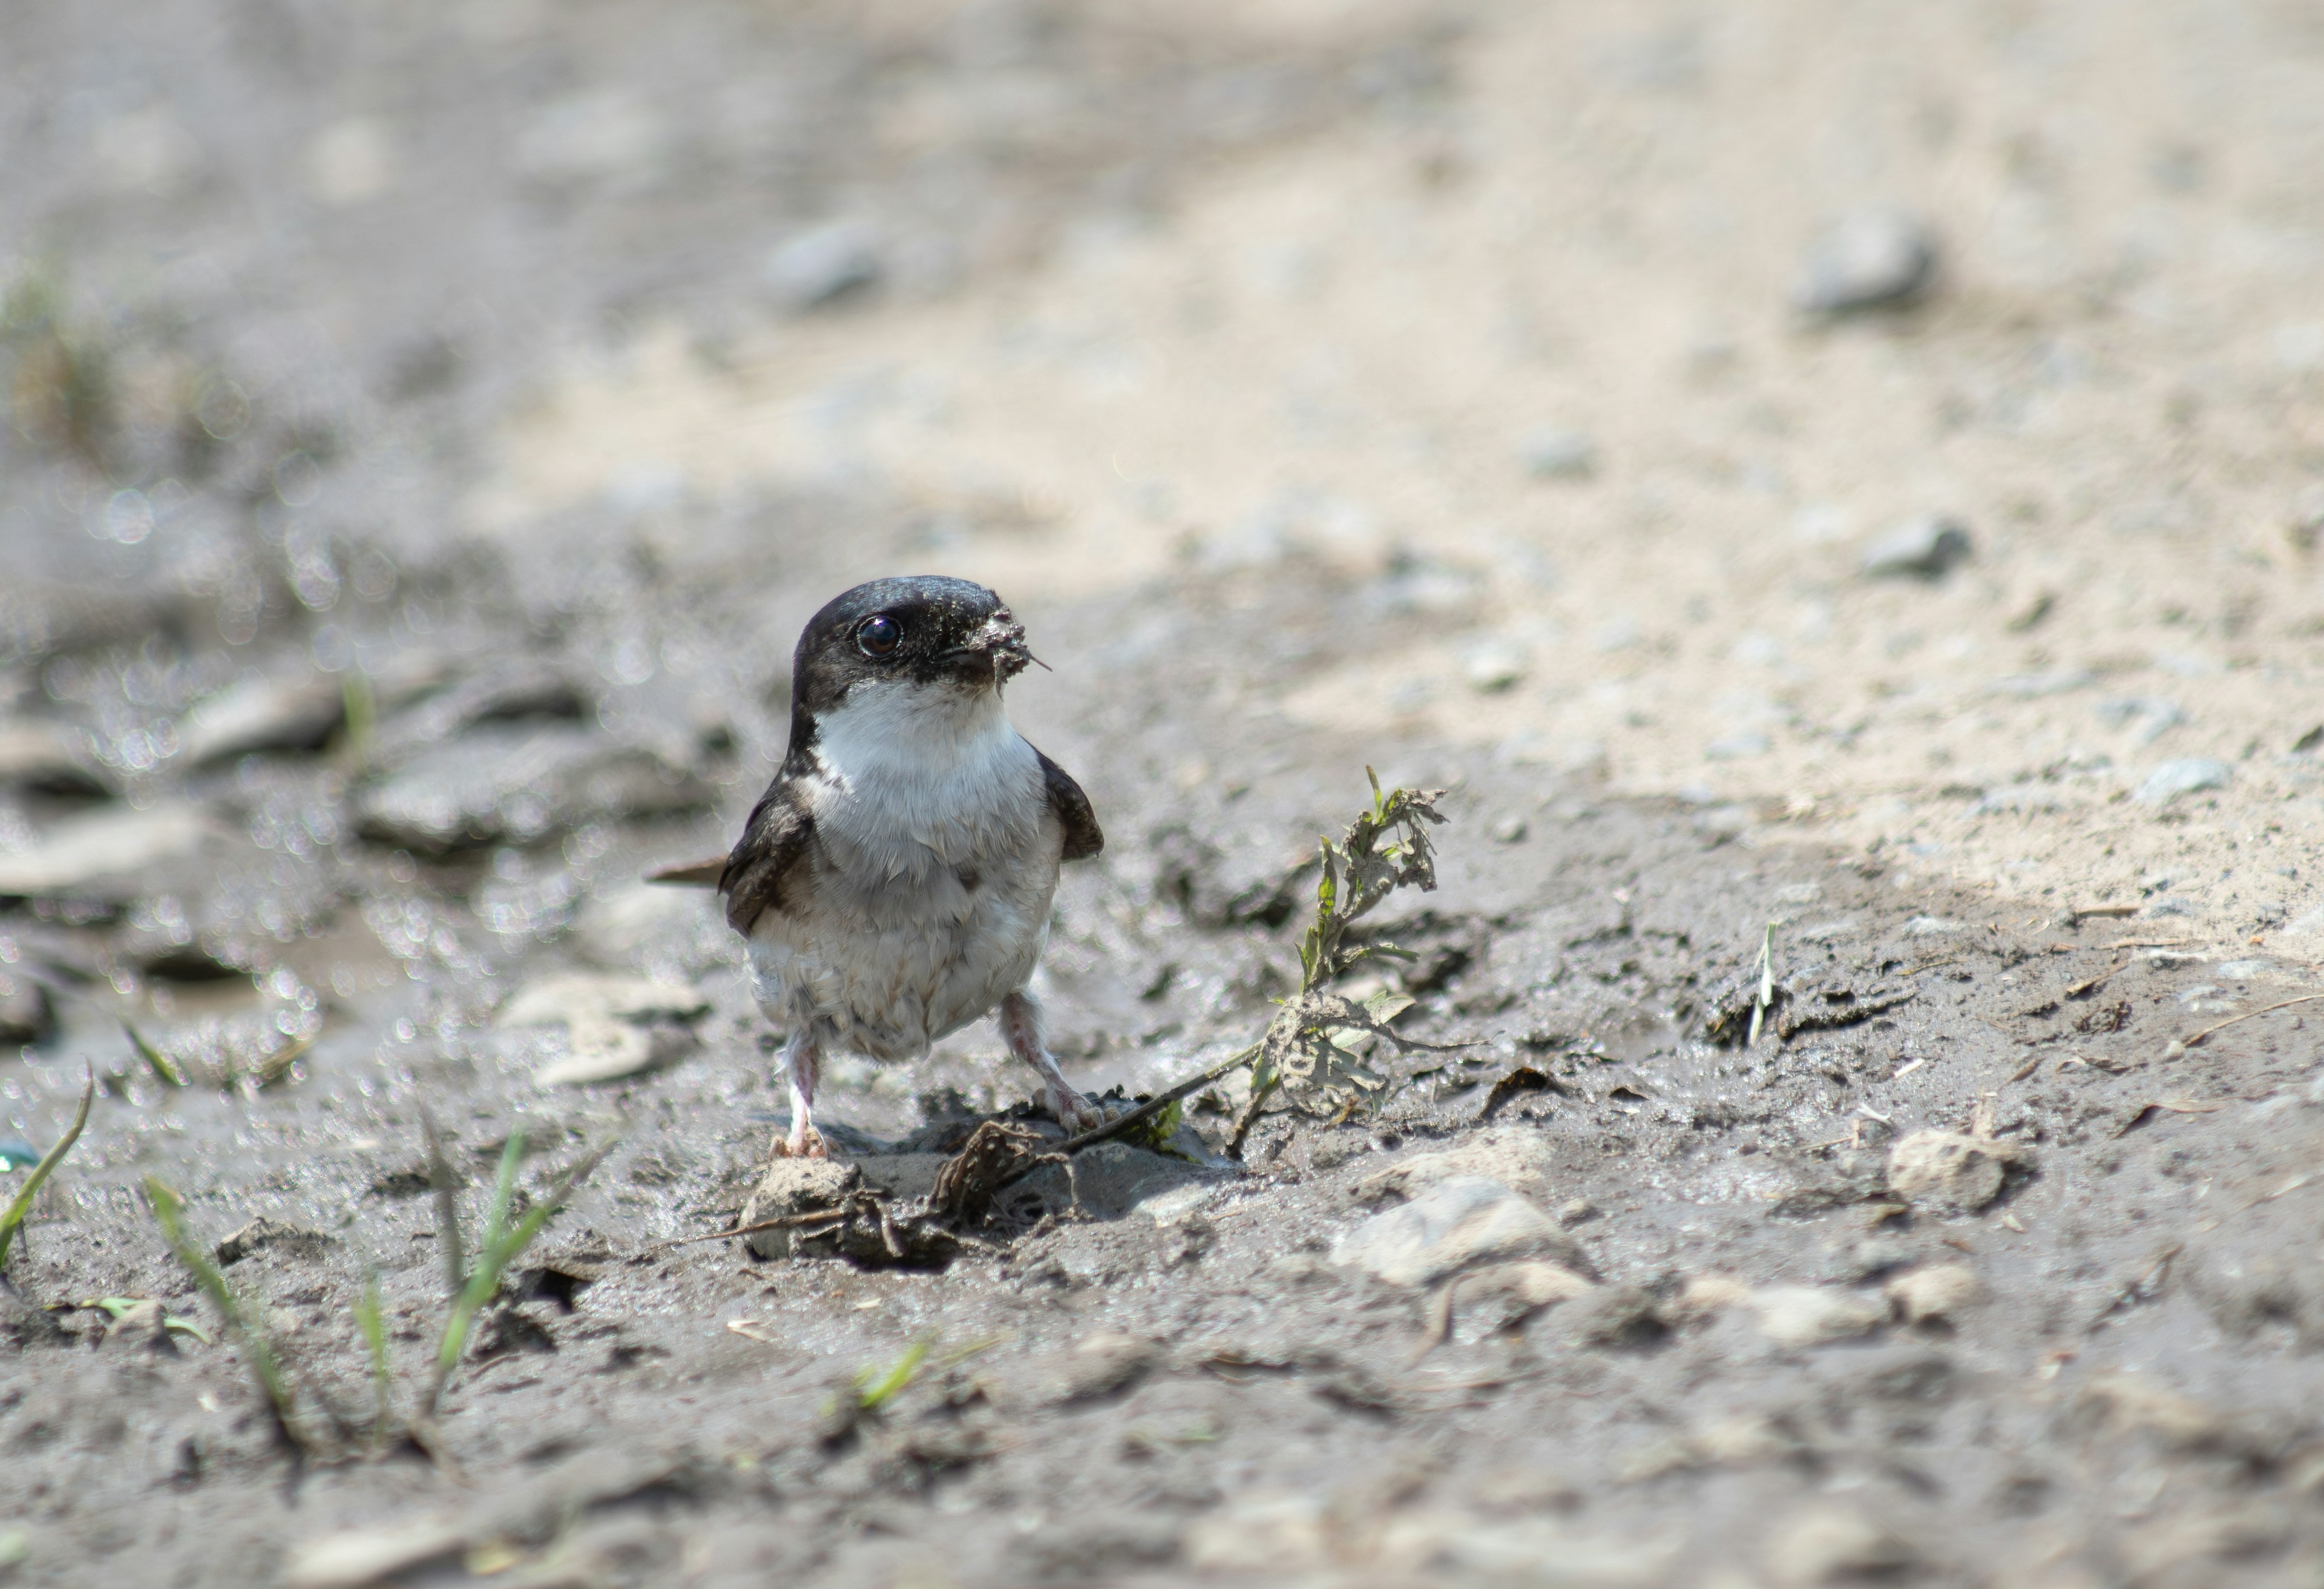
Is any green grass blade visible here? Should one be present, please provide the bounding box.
[123,1021,185,1087]
[0,1067,94,1268]
[428,1136,608,1413]
[145,1177,297,1436]
[356,1270,391,1444]
[854,1339,929,1410]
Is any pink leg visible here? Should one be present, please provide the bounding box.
[999,989,1105,1134]
[772,1027,827,1159]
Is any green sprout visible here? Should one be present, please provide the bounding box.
[123,1021,187,1088]
[78,1297,212,1343]
[146,1177,302,1449]
[427,1131,608,1415]
[356,1271,392,1448]
[0,1068,94,1269]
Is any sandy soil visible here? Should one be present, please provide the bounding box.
[6,2,2324,1586]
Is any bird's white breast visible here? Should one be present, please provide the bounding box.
[746,679,1063,1059]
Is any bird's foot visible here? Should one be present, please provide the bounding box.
[769,1125,828,1160]
[1047,1085,1114,1137]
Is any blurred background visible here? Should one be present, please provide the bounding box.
[4,0,2324,1119]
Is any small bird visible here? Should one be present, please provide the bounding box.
[669,576,1106,1159]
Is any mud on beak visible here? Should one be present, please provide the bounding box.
[948,612,1036,684]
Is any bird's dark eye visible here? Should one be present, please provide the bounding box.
[855,614,901,658]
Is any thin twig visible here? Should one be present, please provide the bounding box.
[1054,1042,1263,1156]
[659,1206,858,1248]
[2182,993,2324,1050]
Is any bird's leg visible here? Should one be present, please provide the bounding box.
[771,1027,827,1159]
[999,988,1105,1134]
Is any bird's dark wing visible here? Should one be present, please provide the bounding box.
[1033,747,1103,861]
[717,782,816,933]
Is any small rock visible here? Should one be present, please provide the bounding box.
[1861,514,1972,579]
[1447,1260,1597,1340]
[1764,1503,1918,1587]
[1677,1274,1756,1317]
[1519,427,1598,480]
[1819,1235,1914,1284]
[1792,209,1937,315]
[0,971,54,1045]
[2095,696,2185,746]
[764,220,882,312]
[1489,814,1529,844]
[2135,757,2232,806]
[1886,1130,2022,1215]
[0,718,104,795]
[499,974,711,1086]
[1557,1197,1598,1228]
[0,804,219,898]
[1749,1285,1889,1347]
[355,727,711,855]
[1331,1176,1591,1289]
[101,1298,177,1352]
[2288,482,2324,552]
[1886,1262,1985,1324]
[738,1158,862,1261]
[1462,639,1530,694]
[1353,1132,1551,1205]
[179,676,344,766]
[1051,1331,1161,1403]
[217,1217,337,1266]
[1549,1282,1666,1349]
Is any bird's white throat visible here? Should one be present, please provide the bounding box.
[807,678,1040,869]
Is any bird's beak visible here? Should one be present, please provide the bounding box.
[948,612,1037,685]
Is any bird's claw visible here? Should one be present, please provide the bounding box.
[769,1125,828,1160]
[1049,1088,1120,1137]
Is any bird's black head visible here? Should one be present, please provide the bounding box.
[784,576,1032,755]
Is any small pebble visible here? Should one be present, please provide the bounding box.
[1886,1262,1984,1324]
[1764,1503,1917,1587]
[1861,515,1972,579]
[1490,814,1529,844]
[1792,209,1937,315]
[1887,1130,2020,1215]
[1519,428,1597,480]
[2135,758,2231,806]
[763,220,882,312]
[1463,639,1529,694]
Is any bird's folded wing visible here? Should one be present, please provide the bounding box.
[717,784,816,933]
[1034,747,1104,861]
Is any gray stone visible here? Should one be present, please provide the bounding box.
[1764,1503,1917,1587]
[1750,1286,1888,1348]
[178,675,344,765]
[1447,1260,1597,1341]
[499,974,710,1087]
[1462,639,1529,693]
[0,804,220,898]
[1886,1130,2021,1214]
[2096,696,2185,746]
[764,220,882,312]
[2135,757,2231,806]
[1861,515,1972,579]
[0,970,54,1045]
[355,726,711,854]
[1331,1176,1590,1289]
[0,718,105,795]
[1518,427,1598,480]
[217,1217,338,1266]
[1793,209,1937,315]
[1886,1262,1984,1324]
[740,1158,862,1260]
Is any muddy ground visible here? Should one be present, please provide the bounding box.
[8,2,2324,1587]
